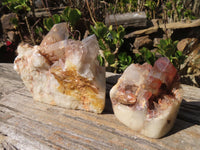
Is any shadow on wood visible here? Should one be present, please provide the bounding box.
[164,99,200,138]
[103,74,121,114]
[165,118,195,138]
[178,99,200,125]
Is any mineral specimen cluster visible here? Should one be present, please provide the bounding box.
[110,57,182,138]
[14,23,106,113]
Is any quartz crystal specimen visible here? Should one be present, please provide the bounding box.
[14,23,105,113]
[110,57,182,138]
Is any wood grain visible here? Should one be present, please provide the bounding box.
[105,12,147,28]
[125,19,200,38]
[0,63,200,150]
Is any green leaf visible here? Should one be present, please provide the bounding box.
[118,52,126,60]
[160,39,167,47]
[52,14,61,24]
[135,53,140,58]
[127,55,132,64]
[117,25,125,38]
[166,2,172,9]
[35,26,43,35]
[26,6,31,11]
[14,5,23,10]
[90,25,99,37]
[175,50,183,57]
[98,26,108,38]
[94,22,107,38]
[104,51,115,65]
[43,18,54,31]
[98,39,107,50]
[97,55,104,66]
[117,26,125,40]
[108,25,113,31]
[118,52,133,72]
[174,40,179,46]
[110,30,117,39]
[63,7,71,21]
[2,2,7,6]
[69,8,81,26]
[139,47,156,65]
[107,54,115,65]
[104,50,111,57]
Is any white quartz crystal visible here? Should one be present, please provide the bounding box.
[14,23,105,113]
[110,57,182,138]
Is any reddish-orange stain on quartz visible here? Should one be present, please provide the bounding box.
[50,66,104,111]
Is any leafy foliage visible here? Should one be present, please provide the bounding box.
[43,7,81,31]
[108,0,138,13]
[118,52,133,72]
[90,22,126,72]
[164,0,196,21]
[135,47,156,65]
[2,0,30,13]
[35,26,43,36]
[144,0,157,19]
[43,14,59,31]
[145,0,157,10]
[133,38,187,70]
[156,38,187,69]
[2,0,36,44]
[62,7,81,26]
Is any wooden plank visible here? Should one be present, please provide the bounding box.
[0,63,200,149]
[125,19,200,38]
[105,12,147,28]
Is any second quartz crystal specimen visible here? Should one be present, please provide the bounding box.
[110,57,182,138]
[14,23,105,113]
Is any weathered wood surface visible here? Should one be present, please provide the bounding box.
[125,19,200,38]
[0,63,200,150]
[105,12,147,28]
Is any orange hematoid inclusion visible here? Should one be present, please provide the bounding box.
[50,65,104,112]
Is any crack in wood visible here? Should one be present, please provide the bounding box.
[0,104,20,113]
[1,141,18,150]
